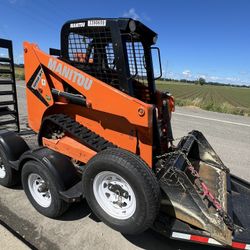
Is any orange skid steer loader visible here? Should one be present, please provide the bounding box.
[0,18,250,249]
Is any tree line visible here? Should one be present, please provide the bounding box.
[161,77,250,88]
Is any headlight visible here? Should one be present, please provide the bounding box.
[153,35,158,44]
[129,20,136,32]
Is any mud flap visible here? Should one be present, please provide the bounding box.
[156,130,233,246]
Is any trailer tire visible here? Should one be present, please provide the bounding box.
[83,148,160,234]
[22,160,69,218]
[0,149,19,187]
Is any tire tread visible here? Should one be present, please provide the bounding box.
[84,148,160,234]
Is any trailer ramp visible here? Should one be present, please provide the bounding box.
[0,38,19,132]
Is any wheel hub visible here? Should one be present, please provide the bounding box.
[37,183,49,193]
[93,171,136,220]
[28,173,52,208]
[108,183,130,199]
[0,157,6,179]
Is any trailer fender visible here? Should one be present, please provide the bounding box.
[0,130,30,170]
[18,147,80,191]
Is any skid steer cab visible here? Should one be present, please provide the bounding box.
[1,18,250,249]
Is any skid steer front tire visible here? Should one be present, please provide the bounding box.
[83,148,160,234]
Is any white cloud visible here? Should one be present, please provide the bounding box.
[197,74,206,79]
[164,68,249,85]
[209,76,220,81]
[182,70,192,78]
[225,77,236,81]
[123,8,140,20]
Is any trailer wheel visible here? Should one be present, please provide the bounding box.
[83,148,160,234]
[0,150,19,187]
[21,160,69,218]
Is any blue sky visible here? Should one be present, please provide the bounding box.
[1,0,250,85]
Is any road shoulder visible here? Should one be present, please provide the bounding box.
[0,223,30,250]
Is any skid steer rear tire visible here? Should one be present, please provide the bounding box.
[83,148,160,234]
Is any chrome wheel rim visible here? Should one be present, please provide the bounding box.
[93,171,136,220]
[28,173,52,208]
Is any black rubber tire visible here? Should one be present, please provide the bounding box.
[21,160,69,218]
[83,148,160,234]
[0,149,19,187]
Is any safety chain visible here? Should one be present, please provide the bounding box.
[156,150,180,160]
[177,134,230,173]
[156,150,234,231]
[182,152,234,231]
[161,166,186,189]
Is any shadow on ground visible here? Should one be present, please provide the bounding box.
[59,200,92,221]
[56,199,223,250]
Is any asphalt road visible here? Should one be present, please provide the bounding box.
[172,106,250,181]
[0,82,250,249]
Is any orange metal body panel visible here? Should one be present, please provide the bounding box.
[43,136,96,163]
[23,44,53,131]
[23,42,154,167]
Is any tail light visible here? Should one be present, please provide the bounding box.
[168,95,175,113]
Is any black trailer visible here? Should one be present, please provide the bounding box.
[0,129,250,249]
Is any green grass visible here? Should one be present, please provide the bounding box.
[157,81,250,116]
[0,65,24,80]
[14,66,25,80]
